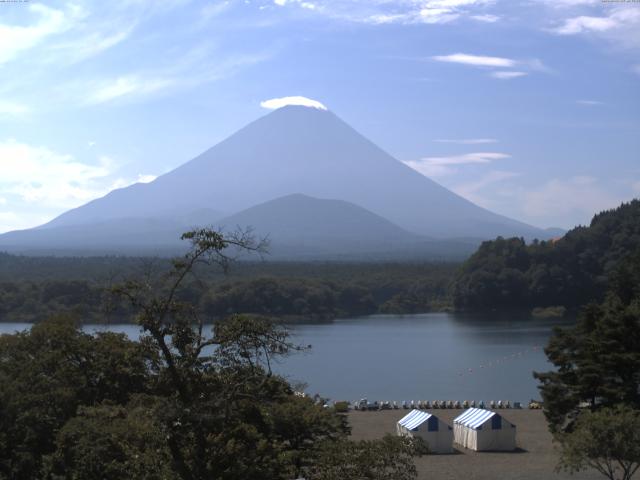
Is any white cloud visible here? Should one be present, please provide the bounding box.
[553,15,618,35]
[272,0,498,25]
[420,152,510,165]
[404,152,509,177]
[539,0,599,7]
[273,0,317,9]
[0,100,30,117]
[137,174,157,184]
[0,141,112,207]
[434,138,498,144]
[0,3,71,65]
[549,6,640,48]
[471,14,500,23]
[260,95,327,110]
[0,140,155,210]
[432,53,546,79]
[0,140,161,232]
[432,53,516,68]
[490,71,528,79]
[0,210,57,234]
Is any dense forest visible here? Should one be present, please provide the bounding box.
[451,200,640,310]
[0,258,455,323]
[2,200,638,322]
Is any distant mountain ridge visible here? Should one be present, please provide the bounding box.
[0,105,553,257]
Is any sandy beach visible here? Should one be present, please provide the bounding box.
[348,409,601,480]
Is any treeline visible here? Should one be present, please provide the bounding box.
[0,262,457,323]
[451,200,640,310]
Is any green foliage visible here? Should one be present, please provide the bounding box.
[0,259,456,323]
[556,406,640,480]
[452,200,640,310]
[534,250,640,433]
[305,435,427,480]
[0,315,154,479]
[44,399,173,480]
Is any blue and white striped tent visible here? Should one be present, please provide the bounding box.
[396,410,453,453]
[453,408,516,451]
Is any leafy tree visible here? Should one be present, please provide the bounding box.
[556,406,640,480]
[107,228,355,480]
[305,435,426,480]
[44,399,173,480]
[534,251,640,433]
[0,315,154,479]
[452,200,640,310]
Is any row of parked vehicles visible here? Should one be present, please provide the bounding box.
[352,399,541,411]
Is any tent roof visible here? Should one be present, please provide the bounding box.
[398,409,433,431]
[454,408,497,430]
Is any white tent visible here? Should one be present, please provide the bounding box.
[453,408,516,451]
[396,409,453,454]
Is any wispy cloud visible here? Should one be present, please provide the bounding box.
[420,152,510,165]
[271,0,499,25]
[273,0,317,10]
[260,95,327,110]
[432,53,545,79]
[0,140,112,207]
[471,14,500,23]
[434,138,498,144]
[490,71,528,79]
[432,53,515,68]
[0,139,157,232]
[0,100,30,117]
[0,3,72,65]
[549,6,640,49]
[77,48,272,106]
[404,152,510,177]
[553,15,618,35]
[0,1,272,112]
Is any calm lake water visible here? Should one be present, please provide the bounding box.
[0,313,570,404]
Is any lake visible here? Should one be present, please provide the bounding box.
[0,312,570,404]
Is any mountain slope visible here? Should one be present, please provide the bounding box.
[0,105,552,256]
[39,106,546,239]
[216,193,418,256]
[0,209,222,255]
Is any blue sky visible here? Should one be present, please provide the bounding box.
[0,0,638,233]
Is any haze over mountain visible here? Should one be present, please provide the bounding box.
[214,193,478,259]
[0,105,553,257]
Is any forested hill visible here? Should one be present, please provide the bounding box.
[451,200,640,310]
